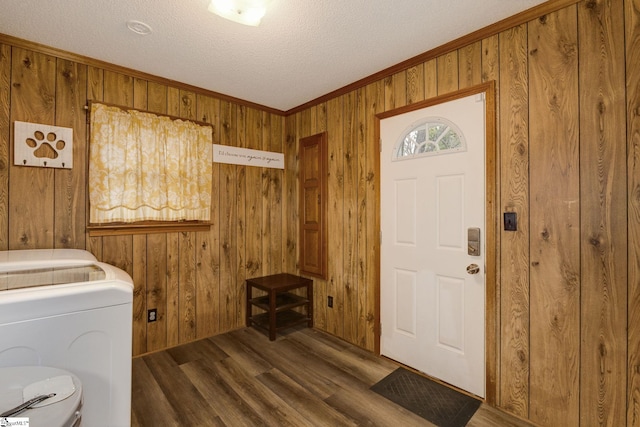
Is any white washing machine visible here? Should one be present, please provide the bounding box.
[0,365,83,426]
[0,249,133,427]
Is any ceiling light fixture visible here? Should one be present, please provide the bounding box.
[208,0,271,27]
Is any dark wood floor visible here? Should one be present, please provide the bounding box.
[131,327,533,426]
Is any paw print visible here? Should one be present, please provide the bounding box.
[25,130,66,165]
[14,121,73,169]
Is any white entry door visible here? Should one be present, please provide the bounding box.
[380,92,486,397]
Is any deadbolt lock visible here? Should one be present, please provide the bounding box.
[468,227,481,256]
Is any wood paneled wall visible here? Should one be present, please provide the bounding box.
[0,45,285,356]
[1,0,639,425]
[287,0,636,425]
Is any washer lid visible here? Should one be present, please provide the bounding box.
[0,264,106,291]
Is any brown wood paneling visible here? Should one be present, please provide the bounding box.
[54,59,87,249]
[628,0,640,423]
[498,24,530,418]
[392,70,407,109]
[459,41,483,89]
[528,6,580,426]
[9,48,56,249]
[578,1,627,425]
[85,66,104,259]
[267,113,283,275]
[146,233,168,352]
[219,100,238,331]
[178,231,197,343]
[245,107,263,282]
[235,105,247,325]
[0,44,10,250]
[147,81,167,114]
[364,80,384,352]
[103,70,133,106]
[436,51,459,94]
[353,87,368,349]
[481,34,500,408]
[343,90,358,344]
[406,65,425,105]
[132,234,148,355]
[326,95,344,337]
[423,59,438,100]
[196,94,220,339]
[481,35,499,84]
[166,232,180,347]
[284,113,299,276]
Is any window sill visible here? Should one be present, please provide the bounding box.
[87,221,211,237]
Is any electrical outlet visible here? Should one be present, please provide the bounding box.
[328,296,333,308]
[148,308,157,323]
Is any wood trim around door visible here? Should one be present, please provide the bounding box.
[374,81,498,405]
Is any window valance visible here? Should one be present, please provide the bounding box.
[89,102,213,224]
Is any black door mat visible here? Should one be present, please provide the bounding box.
[370,367,481,427]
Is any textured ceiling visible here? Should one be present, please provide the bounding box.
[0,0,546,111]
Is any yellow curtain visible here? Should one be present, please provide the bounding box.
[89,103,212,223]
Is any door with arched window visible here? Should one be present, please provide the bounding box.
[379,91,487,397]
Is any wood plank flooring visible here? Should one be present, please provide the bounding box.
[131,327,534,426]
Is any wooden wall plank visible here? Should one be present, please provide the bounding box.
[147,81,167,114]
[132,234,147,356]
[498,24,530,418]
[312,104,328,328]
[284,113,299,278]
[353,87,368,349]
[392,70,407,108]
[196,94,220,339]
[0,44,11,250]
[364,80,383,352]
[219,100,238,331]
[245,107,263,281]
[459,41,483,89]
[54,59,87,249]
[103,70,133,105]
[326,95,344,337]
[235,105,247,325]
[578,1,627,425]
[178,231,196,343]
[342,90,358,344]
[424,59,438,99]
[265,112,283,274]
[481,35,500,84]
[627,0,640,422]
[85,66,103,259]
[436,51,459,94]
[146,233,168,352]
[528,7,580,426]
[406,65,425,105]
[166,233,180,347]
[481,33,500,407]
[9,48,56,249]
[176,90,198,344]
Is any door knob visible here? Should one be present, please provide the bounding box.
[466,264,480,275]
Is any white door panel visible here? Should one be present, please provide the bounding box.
[380,92,486,397]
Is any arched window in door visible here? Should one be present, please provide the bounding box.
[393,117,466,160]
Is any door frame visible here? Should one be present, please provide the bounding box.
[374,81,498,404]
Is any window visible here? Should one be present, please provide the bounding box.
[88,103,212,228]
[393,117,466,160]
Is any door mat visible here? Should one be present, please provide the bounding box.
[370,367,481,427]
